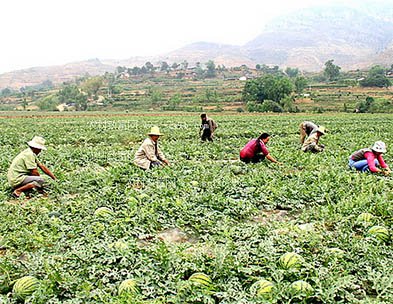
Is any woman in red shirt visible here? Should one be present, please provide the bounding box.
[240,133,282,164]
[348,141,391,175]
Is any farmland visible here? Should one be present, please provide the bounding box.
[0,112,392,303]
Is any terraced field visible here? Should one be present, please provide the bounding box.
[0,113,392,303]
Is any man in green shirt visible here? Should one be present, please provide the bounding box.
[7,136,56,198]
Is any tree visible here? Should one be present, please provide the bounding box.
[37,94,60,111]
[205,60,216,78]
[116,66,126,74]
[294,76,308,94]
[324,60,341,81]
[359,65,391,88]
[1,88,12,97]
[81,77,103,99]
[58,85,88,111]
[242,75,293,103]
[171,62,180,70]
[181,60,189,70]
[160,61,170,72]
[144,62,154,73]
[285,67,299,78]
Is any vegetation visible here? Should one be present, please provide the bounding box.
[1,60,393,113]
[0,113,392,303]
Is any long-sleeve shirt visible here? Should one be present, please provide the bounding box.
[134,137,166,170]
[200,117,217,133]
[302,121,318,135]
[350,148,387,172]
[240,139,269,159]
[301,133,323,152]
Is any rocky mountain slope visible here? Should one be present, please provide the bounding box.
[1,1,393,89]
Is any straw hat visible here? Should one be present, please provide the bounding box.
[27,136,47,150]
[316,126,326,135]
[148,126,163,136]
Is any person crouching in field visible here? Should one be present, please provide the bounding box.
[240,133,282,164]
[134,126,170,170]
[200,113,217,142]
[301,126,326,153]
[7,136,56,198]
[299,121,319,144]
[348,141,391,175]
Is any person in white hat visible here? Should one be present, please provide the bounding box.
[134,126,170,170]
[348,141,391,175]
[301,126,326,153]
[7,136,57,198]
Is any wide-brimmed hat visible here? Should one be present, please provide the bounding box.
[371,141,386,153]
[316,126,326,135]
[148,126,163,136]
[27,136,47,150]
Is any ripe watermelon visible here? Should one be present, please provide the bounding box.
[94,207,114,218]
[118,278,138,296]
[12,276,39,300]
[279,252,302,269]
[357,212,374,224]
[368,226,390,242]
[188,272,212,288]
[290,280,313,293]
[251,279,274,296]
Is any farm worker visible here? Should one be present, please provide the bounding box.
[7,136,56,198]
[200,113,217,142]
[348,141,391,175]
[299,121,319,144]
[301,126,326,153]
[240,133,282,164]
[134,126,170,170]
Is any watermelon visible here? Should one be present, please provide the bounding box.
[357,212,373,224]
[118,278,138,296]
[109,240,129,251]
[279,252,302,269]
[94,207,114,218]
[368,226,390,242]
[188,272,212,288]
[290,280,313,293]
[13,276,40,300]
[326,247,345,258]
[251,279,274,296]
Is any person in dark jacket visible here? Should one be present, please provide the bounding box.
[200,113,217,142]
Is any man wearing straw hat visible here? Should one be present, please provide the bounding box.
[299,121,319,144]
[301,126,326,153]
[7,136,56,198]
[134,126,170,170]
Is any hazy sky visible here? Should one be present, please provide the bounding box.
[0,0,373,73]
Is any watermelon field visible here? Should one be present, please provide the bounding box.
[0,112,392,303]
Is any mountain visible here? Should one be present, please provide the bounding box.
[244,5,393,71]
[0,59,114,90]
[1,2,393,89]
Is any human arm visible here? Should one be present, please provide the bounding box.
[265,154,283,165]
[365,152,383,173]
[38,162,56,180]
[376,154,391,175]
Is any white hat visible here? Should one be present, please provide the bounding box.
[371,141,386,153]
[27,136,47,150]
[148,126,163,136]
